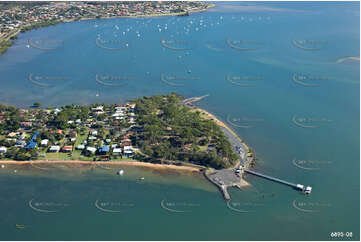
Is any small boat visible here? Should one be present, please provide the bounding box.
[1,164,5,168]
[304,186,312,195]
[26,44,30,48]
[116,169,124,175]
[139,177,145,180]
[16,224,26,230]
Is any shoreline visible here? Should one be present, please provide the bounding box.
[192,106,253,169]
[73,4,215,21]
[0,159,201,172]
[0,4,215,55]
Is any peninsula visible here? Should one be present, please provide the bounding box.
[0,93,255,198]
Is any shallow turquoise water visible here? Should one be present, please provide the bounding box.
[0,2,359,240]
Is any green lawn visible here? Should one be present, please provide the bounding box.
[44,152,71,160]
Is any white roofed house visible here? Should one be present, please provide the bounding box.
[86,147,97,154]
[0,146,7,153]
[112,148,122,156]
[41,139,49,147]
[112,112,124,117]
[76,144,85,150]
[123,145,134,158]
[49,145,60,152]
[54,108,61,114]
[88,136,97,140]
[92,106,103,112]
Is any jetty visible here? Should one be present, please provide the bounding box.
[182,94,209,105]
[244,168,312,194]
[203,169,245,200]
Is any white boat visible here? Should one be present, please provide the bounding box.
[304,186,312,195]
[117,169,124,175]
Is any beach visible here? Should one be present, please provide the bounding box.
[0,160,201,172]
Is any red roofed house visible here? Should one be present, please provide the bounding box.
[20,122,32,128]
[62,146,73,153]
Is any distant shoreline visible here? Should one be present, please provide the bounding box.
[0,4,215,55]
[71,4,215,22]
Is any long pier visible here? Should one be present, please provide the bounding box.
[244,169,312,194]
[182,94,209,105]
[244,169,296,187]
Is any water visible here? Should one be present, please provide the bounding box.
[0,2,359,240]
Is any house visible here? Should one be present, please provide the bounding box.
[91,130,98,136]
[92,106,103,112]
[88,136,97,140]
[62,146,72,153]
[54,108,61,114]
[123,146,134,158]
[41,139,49,146]
[49,145,60,152]
[25,131,40,149]
[70,138,76,142]
[7,132,18,137]
[0,147,7,153]
[112,112,124,117]
[105,139,111,143]
[18,135,25,140]
[20,122,32,128]
[76,144,85,150]
[112,148,122,156]
[69,131,77,138]
[98,145,110,155]
[15,140,26,147]
[120,138,132,147]
[75,119,81,124]
[86,147,96,154]
[25,141,36,149]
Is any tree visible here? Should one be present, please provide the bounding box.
[33,102,41,108]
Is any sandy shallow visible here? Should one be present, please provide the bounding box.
[0,160,201,172]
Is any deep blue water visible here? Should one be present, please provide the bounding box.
[0,2,359,240]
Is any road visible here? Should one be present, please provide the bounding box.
[219,126,248,167]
